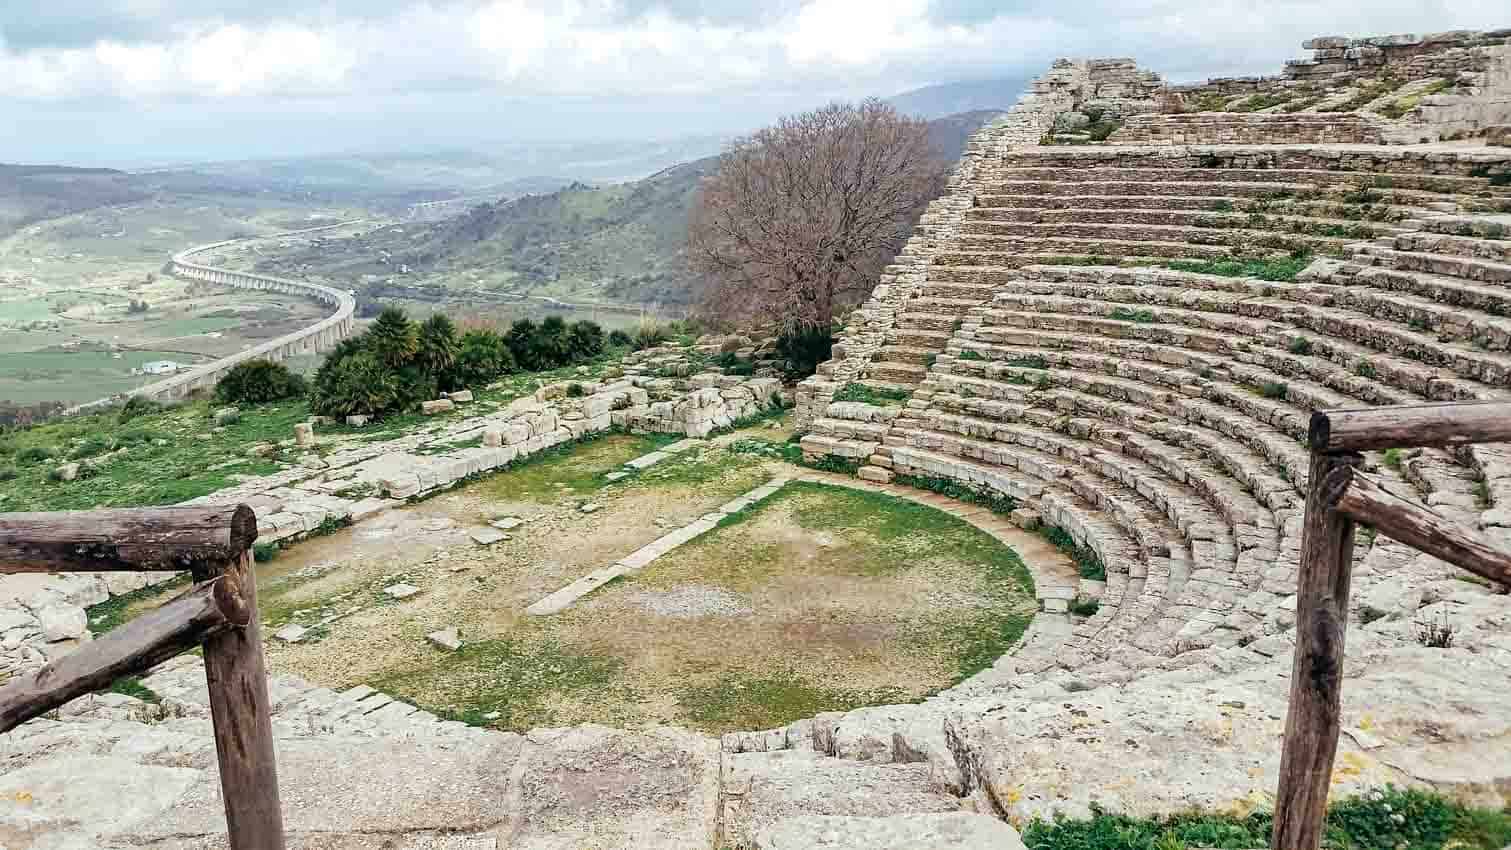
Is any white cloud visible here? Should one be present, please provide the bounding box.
[0,0,1507,103]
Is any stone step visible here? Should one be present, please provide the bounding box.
[976,178,1317,199]
[955,222,1349,253]
[973,193,1238,212]
[994,145,1511,179]
[977,165,1495,194]
[1356,244,1511,285]
[874,344,938,366]
[936,238,1235,264]
[1392,230,1511,264]
[965,205,1402,239]
[720,749,965,849]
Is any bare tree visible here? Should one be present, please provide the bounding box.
[690,99,946,330]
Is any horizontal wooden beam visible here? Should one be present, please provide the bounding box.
[0,505,256,574]
[1310,401,1511,453]
[0,576,249,733]
[1326,466,1511,588]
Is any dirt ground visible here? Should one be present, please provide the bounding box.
[123,424,1041,734]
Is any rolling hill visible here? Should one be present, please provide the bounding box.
[252,110,1005,311]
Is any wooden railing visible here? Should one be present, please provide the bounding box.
[1273,400,1511,850]
[0,505,284,850]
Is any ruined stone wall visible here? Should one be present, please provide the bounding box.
[1111,112,1388,145]
[795,58,1164,431]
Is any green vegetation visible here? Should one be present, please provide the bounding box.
[1188,92,1230,112]
[832,382,911,406]
[1007,355,1050,370]
[1110,307,1157,323]
[1354,359,1378,379]
[473,432,674,502]
[1068,598,1101,617]
[1160,253,1314,283]
[1325,75,1406,113]
[894,473,1019,515]
[774,323,836,379]
[85,574,191,635]
[1019,787,1511,849]
[957,348,986,361]
[800,453,864,476]
[1382,448,1406,471]
[1258,382,1288,400]
[1040,525,1107,580]
[215,359,306,406]
[1288,337,1314,356]
[107,676,162,704]
[1231,92,1291,113]
[375,635,622,730]
[1376,78,1453,119]
[677,673,906,732]
[728,437,804,464]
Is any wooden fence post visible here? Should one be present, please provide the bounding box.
[1272,449,1361,850]
[198,549,286,850]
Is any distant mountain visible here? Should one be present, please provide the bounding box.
[0,164,149,237]
[253,110,1006,310]
[887,77,1027,120]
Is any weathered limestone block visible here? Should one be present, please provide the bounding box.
[36,604,88,642]
[448,389,474,403]
[753,814,1027,850]
[345,414,369,427]
[294,422,316,448]
[482,429,503,448]
[212,407,240,426]
[422,399,455,415]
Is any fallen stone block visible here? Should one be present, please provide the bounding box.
[345,414,369,427]
[383,583,420,600]
[754,814,1027,850]
[294,422,316,448]
[274,624,309,644]
[490,517,524,531]
[470,528,509,546]
[422,399,455,415]
[427,627,462,652]
[448,389,474,403]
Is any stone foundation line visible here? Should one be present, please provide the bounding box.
[525,477,792,616]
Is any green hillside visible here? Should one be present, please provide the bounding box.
[253,110,1003,310]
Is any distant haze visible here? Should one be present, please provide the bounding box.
[3,1,1508,166]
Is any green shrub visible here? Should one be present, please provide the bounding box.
[0,466,16,481]
[1040,525,1106,580]
[608,329,633,348]
[631,321,671,351]
[1383,448,1406,470]
[957,349,985,361]
[775,323,835,379]
[417,315,461,389]
[17,446,55,464]
[69,436,113,459]
[252,542,280,563]
[566,382,585,398]
[1259,382,1288,400]
[1288,337,1314,355]
[1069,598,1100,617]
[1354,359,1378,379]
[215,359,307,405]
[832,382,910,406]
[452,329,516,388]
[310,351,405,419]
[117,395,163,423]
[1007,355,1049,369]
[1110,307,1157,323]
[893,474,1018,514]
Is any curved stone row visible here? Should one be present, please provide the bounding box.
[803,144,1511,691]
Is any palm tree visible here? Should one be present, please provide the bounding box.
[417,314,461,387]
[367,307,418,370]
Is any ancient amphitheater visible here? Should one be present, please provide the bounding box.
[4,28,1511,850]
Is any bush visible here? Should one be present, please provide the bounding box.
[417,315,461,390]
[775,323,834,379]
[452,329,516,388]
[117,395,162,423]
[17,446,55,465]
[0,466,16,481]
[632,321,670,351]
[215,359,306,405]
[69,436,113,459]
[310,351,405,418]
[608,329,633,349]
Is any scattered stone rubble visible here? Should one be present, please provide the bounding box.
[7,28,1511,850]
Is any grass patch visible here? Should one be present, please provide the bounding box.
[1288,337,1314,355]
[677,672,907,732]
[472,431,675,502]
[1040,525,1107,580]
[1109,307,1157,323]
[1382,448,1406,471]
[893,473,1019,515]
[800,453,863,476]
[1022,787,1511,849]
[832,382,910,406]
[85,573,192,635]
[728,437,804,465]
[1258,382,1288,400]
[106,676,162,704]
[373,635,622,732]
[1069,598,1101,617]
[1007,354,1050,370]
[957,348,986,361]
[1160,253,1313,282]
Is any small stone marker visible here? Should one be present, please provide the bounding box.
[274,624,309,643]
[383,583,420,600]
[427,627,462,651]
[448,389,474,403]
[294,422,316,448]
[213,406,240,426]
[482,429,503,448]
[579,503,602,514]
[470,527,509,545]
[422,399,455,415]
[489,517,524,531]
[345,414,369,427]
[53,462,80,483]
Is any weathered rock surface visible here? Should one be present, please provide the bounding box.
[753,814,1027,850]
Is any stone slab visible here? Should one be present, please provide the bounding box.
[754,814,1026,849]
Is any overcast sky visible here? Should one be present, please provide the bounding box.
[3,1,1507,167]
